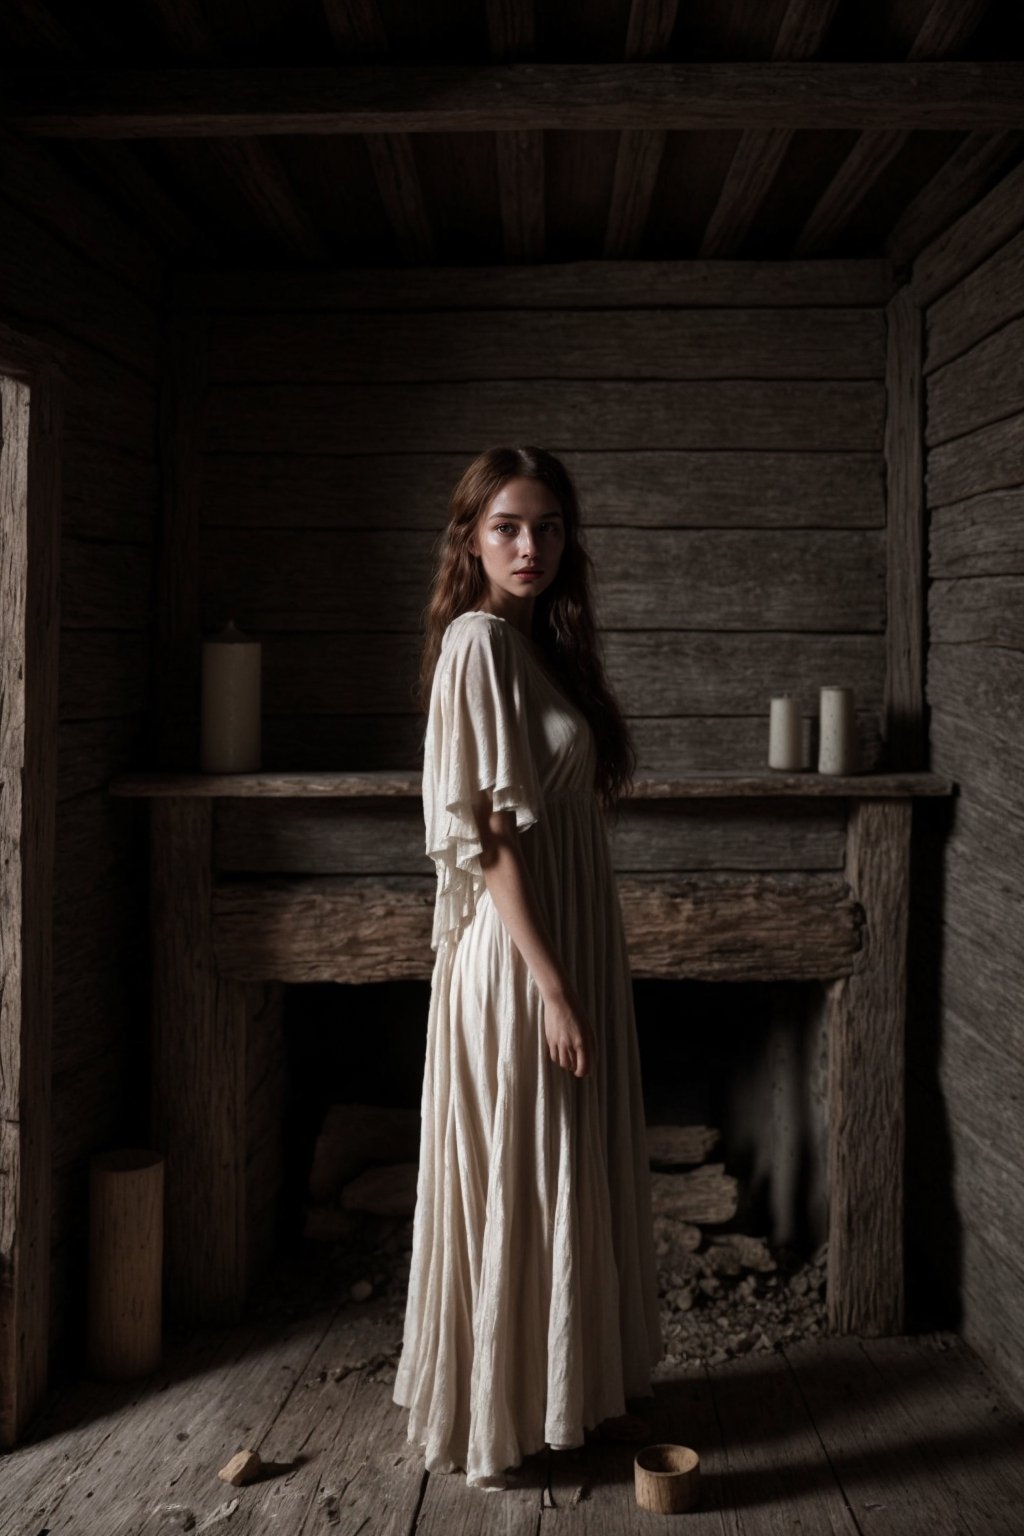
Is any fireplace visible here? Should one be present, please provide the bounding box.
[112,766,953,1338]
[273,974,832,1371]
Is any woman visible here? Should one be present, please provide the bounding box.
[392,445,663,1491]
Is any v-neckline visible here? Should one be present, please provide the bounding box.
[466,610,579,716]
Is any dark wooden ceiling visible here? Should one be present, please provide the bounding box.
[3,0,1024,270]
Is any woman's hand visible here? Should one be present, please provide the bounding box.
[543,979,598,1078]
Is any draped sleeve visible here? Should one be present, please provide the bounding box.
[423,614,543,951]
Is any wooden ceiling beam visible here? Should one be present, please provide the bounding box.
[3,62,1023,137]
[792,2,993,258]
[487,1,544,262]
[363,132,435,262]
[604,0,677,259]
[323,0,434,264]
[495,126,544,263]
[144,0,329,262]
[699,0,839,258]
[884,129,1024,267]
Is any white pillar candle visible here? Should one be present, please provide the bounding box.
[768,694,803,770]
[201,619,261,772]
[818,685,858,775]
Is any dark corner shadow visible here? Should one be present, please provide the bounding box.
[905,789,962,1336]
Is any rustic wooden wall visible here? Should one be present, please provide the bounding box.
[177,261,896,778]
[154,257,907,1297]
[909,159,1024,1405]
[0,129,163,1366]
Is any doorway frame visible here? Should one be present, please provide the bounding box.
[0,321,63,1447]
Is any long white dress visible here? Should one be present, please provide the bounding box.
[392,609,663,1491]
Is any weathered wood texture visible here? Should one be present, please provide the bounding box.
[0,354,60,1447]
[0,160,163,1385]
[912,155,1024,1407]
[183,263,894,774]
[826,799,909,1335]
[210,871,863,985]
[149,799,247,1323]
[883,286,925,767]
[108,769,952,799]
[3,1299,1024,1536]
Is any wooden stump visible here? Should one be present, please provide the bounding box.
[87,1149,164,1380]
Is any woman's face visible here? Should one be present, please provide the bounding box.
[469,476,566,607]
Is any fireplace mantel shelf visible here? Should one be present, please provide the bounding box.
[110,769,954,800]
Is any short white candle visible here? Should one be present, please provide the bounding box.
[818,685,858,775]
[768,695,802,770]
[200,619,261,773]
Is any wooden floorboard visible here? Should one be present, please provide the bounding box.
[703,1348,861,1533]
[2,1304,1022,1535]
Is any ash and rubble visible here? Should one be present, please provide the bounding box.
[263,1104,831,1375]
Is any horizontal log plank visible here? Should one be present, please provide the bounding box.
[58,715,150,802]
[927,642,1024,757]
[110,769,951,798]
[926,313,1024,448]
[912,158,1024,309]
[926,413,1023,507]
[58,630,153,721]
[258,630,886,715]
[200,449,885,529]
[5,63,1023,136]
[212,872,863,983]
[199,527,886,634]
[929,488,1024,575]
[242,710,889,778]
[205,379,885,453]
[210,797,847,875]
[929,575,1024,649]
[206,309,886,383]
[61,539,154,630]
[26,325,157,453]
[182,259,895,311]
[925,226,1024,374]
[62,439,158,545]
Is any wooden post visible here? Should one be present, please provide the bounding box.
[883,283,926,768]
[150,798,248,1321]
[826,798,910,1333]
[0,337,63,1449]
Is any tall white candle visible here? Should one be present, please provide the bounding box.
[818,686,857,775]
[201,619,261,772]
[768,695,802,770]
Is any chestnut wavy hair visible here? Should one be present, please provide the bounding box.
[417,445,636,813]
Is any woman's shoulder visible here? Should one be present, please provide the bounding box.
[441,609,510,654]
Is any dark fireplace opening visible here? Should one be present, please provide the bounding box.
[265,975,831,1373]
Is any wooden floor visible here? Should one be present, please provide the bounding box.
[3,1245,1023,1536]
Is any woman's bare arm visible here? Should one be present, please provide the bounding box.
[472,791,596,1077]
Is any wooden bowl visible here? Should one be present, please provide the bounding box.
[634,1443,701,1513]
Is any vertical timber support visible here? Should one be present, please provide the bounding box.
[0,337,63,1447]
[826,797,910,1334]
[883,282,926,769]
[150,798,248,1321]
